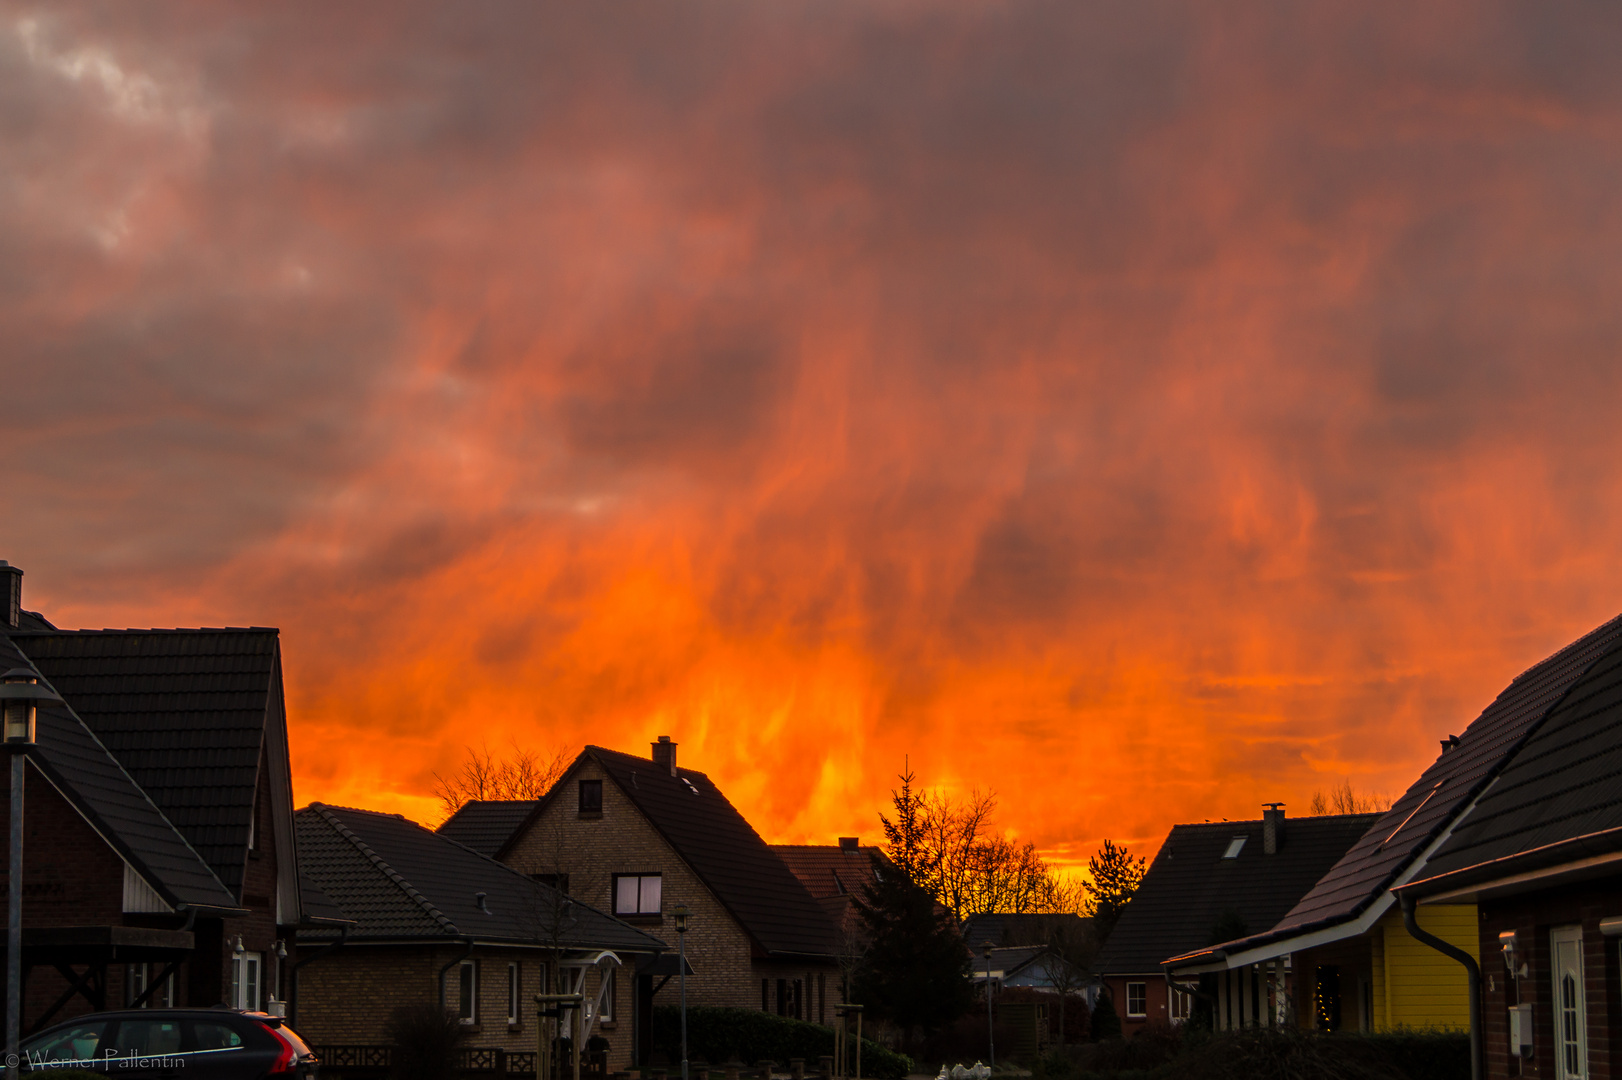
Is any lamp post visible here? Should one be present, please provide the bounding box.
[1,668,61,1078]
[673,904,691,1080]
[981,940,996,1072]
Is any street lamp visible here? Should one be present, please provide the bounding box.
[673,904,691,1080]
[1,668,61,1078]
[981,940,996,1071]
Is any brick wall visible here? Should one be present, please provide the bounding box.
[1479,876,1622,1080]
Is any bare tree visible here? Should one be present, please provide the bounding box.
[882,775,1081,920]
[1307,779,1392,816]
[434,739,571,821]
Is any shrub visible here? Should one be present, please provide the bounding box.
[649,1006,913,1080]
[1088,991,1120,1042]
[387,1003,468,1080]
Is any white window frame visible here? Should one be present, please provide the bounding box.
[1552,925,1587,1080]
[507,963,520,1026]
[128,963,175,1009]
[229,952,262,1011]
[1126,981,1147,1019]
[459,960,480,1026]
[613,874,662,916]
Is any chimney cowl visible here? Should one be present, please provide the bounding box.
[1262,803,1285,855]
[0,562,20,630]
[651,735,678,776]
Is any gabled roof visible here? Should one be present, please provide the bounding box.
[437,800,539,857]
[1216,611,1622,957]
[505,746,840,959]
[961,912,1092,948]
[13,628,285,899]
[1094,813,1377,975]
[1402,637,1622,897]
[297,803,666,953]
[0,631,240,913]
[772,843,885,900]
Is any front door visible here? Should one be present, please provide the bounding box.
[1551,925,1587,1080]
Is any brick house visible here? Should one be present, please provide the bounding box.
[494,739,842,1061]
[1097,807,1376,1033]
[0,560,310,1030]
[1395,630,1622,1080]
[772,837,885,952]
[1172,612,1622,1037]
[293,803,664,1068]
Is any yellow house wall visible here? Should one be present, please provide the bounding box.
[1368,905,1478,1031]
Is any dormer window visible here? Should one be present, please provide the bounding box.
[1223,837,1247,859]
[579,779,603,817]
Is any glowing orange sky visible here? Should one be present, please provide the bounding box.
[8,1,1622,874]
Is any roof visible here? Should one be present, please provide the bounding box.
[506,746,840,959]
[1093,813,1378,975]
[1220,611,1622,955]
[1403,637,1622,894]
[973,945,1049,981]
[0,630,240,912]
[437,800,539,857]
[961,912,1092,948]
[296,803,667,953]
[772,843,885,899]
[13,628,283,898]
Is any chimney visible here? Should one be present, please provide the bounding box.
[1262,803,1285,855]
[651,735,677,776]
[0,562,19,629]
[838,836,859,853]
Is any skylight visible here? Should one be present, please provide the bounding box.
[1223,837,1247,859]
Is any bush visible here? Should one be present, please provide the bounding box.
[1088,991,1120,1042]
[649,1006,913,1080]
[387,1003,468,1080]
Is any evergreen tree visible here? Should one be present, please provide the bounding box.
[878,761,936,889]
[1089,987,1121,1041]
[851,852,973,1041]
[1081,840,1146,938]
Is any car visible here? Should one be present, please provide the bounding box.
[19,1007,318,1079]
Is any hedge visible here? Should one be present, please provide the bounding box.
[649,1006,913,1080]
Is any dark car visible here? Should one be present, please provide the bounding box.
[19,1008,318,1079]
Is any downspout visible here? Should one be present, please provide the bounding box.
[438,938,477,1010]
[288,926,351,1028]
[1399,893,1480,1080]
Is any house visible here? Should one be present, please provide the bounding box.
[1167,612,1622,1035]
[0,559,308,1030]
[1394,629,1622,1080]
[494,738,842,1056]
[294,803,665,1068]
[772,837,885,952]
[1095,806,1377,1033]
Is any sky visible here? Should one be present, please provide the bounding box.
[6,1,1622,874]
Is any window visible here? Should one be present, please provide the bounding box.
[112,1019,183,1058]
[191,1022,244,1051]
[459,960,480,1025]
[598,968,615,1022]
[1222,837,1246,859]
[1169,984,1192,1023]
[21,1021,108,1066]
[614,874,662,916]
[531,872,570,894]
[507,963,521,1026]
[579,780,603,815]
[1552,926,1586,1080]
[1126,982,1147,1019]
[229,951,262,1011]
[127,963,174,1008]
[762,979,769,1012]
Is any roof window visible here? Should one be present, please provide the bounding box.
[1223,837,1247,859]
